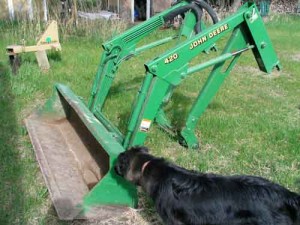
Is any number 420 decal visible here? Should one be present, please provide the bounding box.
[164,53,178,64]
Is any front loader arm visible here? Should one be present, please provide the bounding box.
[125,2,281,149]
[146,3,280,83]
[88,0,202,112]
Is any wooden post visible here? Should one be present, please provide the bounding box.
[72,0,78,26]
[146,0,150,20]
[35,50,50,71]
[7,0,14,20]
[43,0,48,21]
[131,0,134,23]
[28,0,34,20]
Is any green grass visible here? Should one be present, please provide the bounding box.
[0,14,300,224]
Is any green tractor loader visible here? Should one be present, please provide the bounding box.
[25,0,281,220]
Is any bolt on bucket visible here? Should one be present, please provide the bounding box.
[25,83,137,220]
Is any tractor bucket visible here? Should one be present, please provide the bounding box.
[25,83,137,220]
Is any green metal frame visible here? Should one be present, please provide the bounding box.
[88,0,196,112]
[88,2,281,151]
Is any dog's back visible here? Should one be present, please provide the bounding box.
[143,159,300,225]
[115,147,300,225]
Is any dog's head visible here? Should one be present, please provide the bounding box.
[114,146,149,184]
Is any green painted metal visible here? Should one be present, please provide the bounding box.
[187,45,254,75]
[126,77,172,148]
[244,7,282,72]
[26,1,281,218]
[179,7,197,38]
[88,0,191,112]
[122,2,281,148]
[123,72,154,148]
[181,27,252,149]
[82,169,138,208]
[87,0,218,149]
[135,36,178,55]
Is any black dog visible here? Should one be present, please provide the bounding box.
[115,146,300,225]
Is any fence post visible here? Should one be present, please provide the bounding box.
[7,0,15,20]
[296,0,300,13]
[28,0,33,20]
[259,0,271,17]
[43,0,48,21]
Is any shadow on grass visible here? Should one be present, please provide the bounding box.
[137,191,163,225]
[23,50,62,63]
[0,62,25,224]
[167,91,194,129]
[109,76,144,95]
[42,206,69,225]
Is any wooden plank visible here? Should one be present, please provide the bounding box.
[35,50,50,71]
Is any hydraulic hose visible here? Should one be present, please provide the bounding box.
[163,0,219,34]
[193,0,219,24]
[163,3,203,34]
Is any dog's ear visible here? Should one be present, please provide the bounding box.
[129,146,149,153]
[114,152,130,177]
[138,146,149,153]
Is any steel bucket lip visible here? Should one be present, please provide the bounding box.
[25,83,137,220]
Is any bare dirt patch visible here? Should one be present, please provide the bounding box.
[291,53,300,62]
[71,209,152,225]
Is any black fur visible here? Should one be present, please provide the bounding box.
[115,146,300,225]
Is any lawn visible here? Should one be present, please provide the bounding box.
[0,14,299,224]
